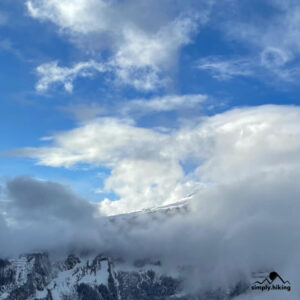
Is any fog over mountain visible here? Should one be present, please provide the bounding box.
[1,106,300,298]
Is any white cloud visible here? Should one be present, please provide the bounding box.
[27,0,210,91]
[100,158,185,215]
[9,117,186,214]
[9,105,300,216]
[16,118,169,168]
[36,60,106,92]
[184,105,300,182]
[114,18,194,69]
[26,0,109,34]
[112,65,164,91]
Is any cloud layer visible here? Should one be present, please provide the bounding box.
[1,158,300,297]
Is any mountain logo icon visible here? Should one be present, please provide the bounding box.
[253,272,290,285]
[251,271,291,292]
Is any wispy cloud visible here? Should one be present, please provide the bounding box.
[36,60,106,92]
[197,52,300,85]
[120,94,207,116]
[197,57,254,80]
[213,0,300,83]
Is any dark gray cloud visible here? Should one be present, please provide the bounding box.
[0,176,105,257]
[6,176,96,222]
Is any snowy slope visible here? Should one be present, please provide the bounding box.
[0,253,191,300]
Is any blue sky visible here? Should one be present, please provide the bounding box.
[1,0,300,214]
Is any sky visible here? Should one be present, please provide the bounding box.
[1,0,300,214]
[1,0,300,297]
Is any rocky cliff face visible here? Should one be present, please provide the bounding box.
[0,253,187,300]
[0,253,248,300]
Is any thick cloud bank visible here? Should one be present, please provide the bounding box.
[2,105,300,298]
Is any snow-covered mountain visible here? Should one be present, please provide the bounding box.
[0,252,249,300]
[108,198,191,227]
[0,252,179,300]
[0,200,249,299]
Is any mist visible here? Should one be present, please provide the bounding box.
[1,170,300,298]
